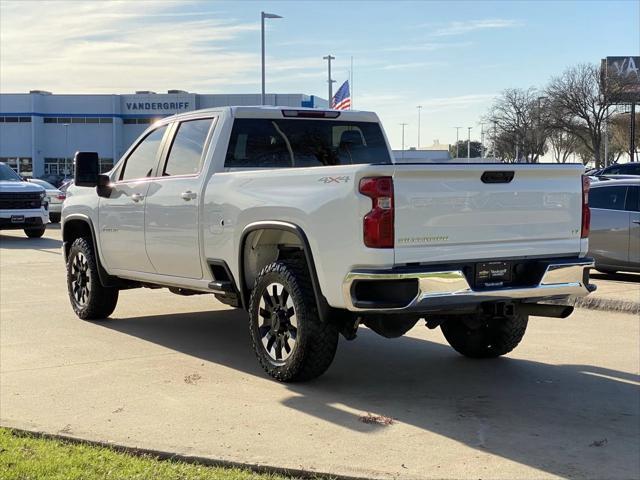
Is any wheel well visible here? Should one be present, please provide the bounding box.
[241,228,304,292]
[238,225,332,321]
[62,218,132,289]
[62,219,93,259]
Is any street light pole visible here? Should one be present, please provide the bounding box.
[323,55,336,106]
[64,123,69,178]
[261,11,282,106]
[479,122,485,158]
[416,106,422,149]
[454,126,461,158]
[400,123,408,161]
[467,126,472,158]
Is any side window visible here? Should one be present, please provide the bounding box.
[622,163,640,175]
[225,120,292,168]
[589,186,627,211]
[625,186,639,212]
[120,126,167,181]
[163,118,213,176]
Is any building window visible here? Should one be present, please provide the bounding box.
[43,116,115,124]
[44,157,73,176]
[123,117,160,125]
[0,157,33,177]
[100,158,114,173]
[0,117,32,123]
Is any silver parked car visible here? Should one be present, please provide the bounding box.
[28,178,65,223]
[588,178,640,273]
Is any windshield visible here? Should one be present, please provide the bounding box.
[0,163,22,182]
[225,119,391,168]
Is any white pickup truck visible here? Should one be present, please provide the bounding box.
[63,107,595,382]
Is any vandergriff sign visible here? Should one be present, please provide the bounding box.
[121,93,196,114]
[602,56,640,102]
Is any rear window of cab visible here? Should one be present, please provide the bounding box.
[225,119,391,169]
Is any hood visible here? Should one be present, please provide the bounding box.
[0,180,46,194]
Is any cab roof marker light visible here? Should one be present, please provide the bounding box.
[281,110,341,119]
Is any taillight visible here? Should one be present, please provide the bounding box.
[581,175,590,238]
[56,193,66,200]
[359,176,394,248]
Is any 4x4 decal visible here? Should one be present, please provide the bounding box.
[318,176,350,184]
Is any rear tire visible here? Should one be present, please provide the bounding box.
[24,227,45,238]
[249,256,339,382]
[441,313,528,358]
[66,237,119,320]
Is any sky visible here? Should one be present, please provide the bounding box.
[1,0,638,149]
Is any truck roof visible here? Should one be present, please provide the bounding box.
[164,106,381,123]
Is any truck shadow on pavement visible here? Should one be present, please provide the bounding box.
[101,309,639,479]
[0,233,62,250]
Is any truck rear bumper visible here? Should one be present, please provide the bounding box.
[343,258,595,313]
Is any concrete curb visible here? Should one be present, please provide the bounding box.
[3,426,376,480]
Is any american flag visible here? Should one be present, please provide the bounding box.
[331,80,351,110]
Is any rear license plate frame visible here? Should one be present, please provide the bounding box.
[10,215,25,224]
[476,261,512,287]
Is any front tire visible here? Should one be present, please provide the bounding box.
[441,313,528,358]
[24,227,45,238]
[249,257,339,382]
[66,237,119,320]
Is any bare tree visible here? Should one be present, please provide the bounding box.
[545,63,616,169]
[608,110,640,164]
[547,130,580,163]
[485,88,548,162]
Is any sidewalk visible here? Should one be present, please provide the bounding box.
[573,272,640,315]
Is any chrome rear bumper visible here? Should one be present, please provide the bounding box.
[343,259,595,313]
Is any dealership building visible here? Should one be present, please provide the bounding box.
[0,90,328,179]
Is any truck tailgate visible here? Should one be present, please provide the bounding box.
[393,164,584,264]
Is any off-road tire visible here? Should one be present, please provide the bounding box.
[441,313,528,358]
[249,257,339,382]
[24,227,45,238]
[66,237,119,320]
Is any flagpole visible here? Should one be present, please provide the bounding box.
[350,56,354,110]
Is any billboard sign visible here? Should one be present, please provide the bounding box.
[603,56,640,102]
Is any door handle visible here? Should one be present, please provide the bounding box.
[131,193,144,203]
[633,221,640,225]
[181,191,197,201]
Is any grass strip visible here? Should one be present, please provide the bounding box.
[0,427,291,480]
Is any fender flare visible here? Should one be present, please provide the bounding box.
[62,214,119,288]
[238,221,330,321]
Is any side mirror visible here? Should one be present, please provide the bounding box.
[96,174,113,198]
[74,151,99,187]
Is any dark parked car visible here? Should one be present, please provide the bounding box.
[588,178,640,273]
[593,162,640,177]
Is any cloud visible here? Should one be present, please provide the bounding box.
[382,41,472,53]
[430,19,523,37]
[381,61,447,71]
[0,1,281,94]
[417,94,496,112]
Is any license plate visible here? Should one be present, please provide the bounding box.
[10,215,25,223]
[476,261,512,286]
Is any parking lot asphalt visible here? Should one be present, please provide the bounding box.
[1,226,639,480]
